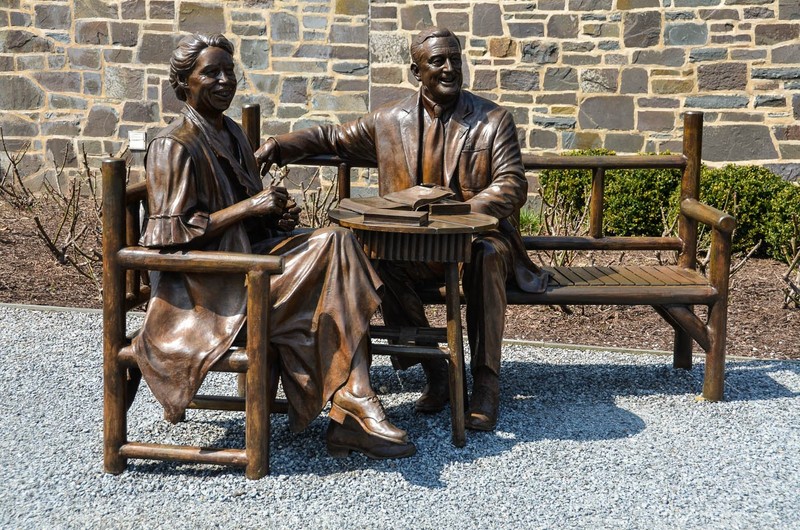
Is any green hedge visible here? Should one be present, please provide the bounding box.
[538,150,799,261]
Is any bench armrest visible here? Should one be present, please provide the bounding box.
[680,198,736,235]
[116,247,284,274]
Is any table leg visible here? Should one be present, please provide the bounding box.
[445,262,466,447]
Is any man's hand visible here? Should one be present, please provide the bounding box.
[249,186,289,218]
[255,138,280,177]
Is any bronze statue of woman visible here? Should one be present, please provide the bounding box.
[123,33,414,459]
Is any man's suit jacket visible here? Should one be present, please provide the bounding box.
[274,90,547,293]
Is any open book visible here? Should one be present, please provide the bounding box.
[339,185,471,225]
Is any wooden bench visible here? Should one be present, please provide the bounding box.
[264,110,734,402]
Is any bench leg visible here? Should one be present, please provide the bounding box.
[104,349,128,474]
[701,301,726,401]
[673,329,693,370]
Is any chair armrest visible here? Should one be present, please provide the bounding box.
[681,198,736,235]
[117,247,284,274]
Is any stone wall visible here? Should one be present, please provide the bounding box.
[1,0,798,186]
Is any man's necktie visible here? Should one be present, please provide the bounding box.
[422,104,444,185]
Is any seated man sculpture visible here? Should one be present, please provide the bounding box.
[123,33,414,459]
[256,27,547,431]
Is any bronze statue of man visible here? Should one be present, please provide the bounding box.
[123,33,415,459]
[256,27,547,431]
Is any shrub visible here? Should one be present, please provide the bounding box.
[538,148,614,223]
[766,183,800,263]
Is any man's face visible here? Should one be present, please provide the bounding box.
[412,36,463,106]
[184,46,237,116]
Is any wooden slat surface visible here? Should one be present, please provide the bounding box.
[543,266,707,287]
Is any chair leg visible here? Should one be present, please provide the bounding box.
[673,328,693,370]
[245,271,270,479]
[104,349,128,474]
[445,263,466,448]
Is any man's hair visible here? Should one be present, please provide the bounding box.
[169,33,235,101]
[410,27,460,66]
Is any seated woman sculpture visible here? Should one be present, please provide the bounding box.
[122,33,415,459]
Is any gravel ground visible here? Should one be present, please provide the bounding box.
[1,304,798,530]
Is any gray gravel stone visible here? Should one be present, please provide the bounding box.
[1,305,798,529]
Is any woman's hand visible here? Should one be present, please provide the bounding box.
[249,186,289,218]
[277,200,302,232]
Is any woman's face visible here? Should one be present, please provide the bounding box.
[184,46,237,117]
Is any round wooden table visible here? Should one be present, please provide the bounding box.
[329,208,498,446]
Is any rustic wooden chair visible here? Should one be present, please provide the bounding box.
[101,156,284,479]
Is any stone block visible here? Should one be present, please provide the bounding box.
[105,49,133,64]
[436,12,469,32]
[371,66,403,86]
[774,125,800,141]
[110,22,138,47]
[34,5,71,30]
[241,39,270,69]
[765,163,800,181]
[689,48,728,62]
[270,12,299,41]
[332,62,369,76]
[563,131,603,150]
[150,1,174,19]
[632,49,686,66]
[521,42,559,64]
[777,143,800,159]
[161,79,183,114]
[637,111,674,132]
[539,0,566,9]
[49,95,88,111]
[779,0,800,20]
[698,62,747,91]
[711,34,752,44]
[773,44,800,64]
[179,3,225,34]
[537,93,578,105]
[9,11,31,27]
[623,11,660,48]
[371,6,396,19]
[84,106,118,137]
[564,42,593,52]
[16,55,45,70]
[730,49,766,60]
[74,0,118,19]
[122,101,158,123]
[583,23,620,38]
[509,23,545,38]
[335,0,367,16]
[755,95,786,108]
[472,69,497,90]
[67,48,100,70]
[332,45,368,61]
[105,66,144,100]
[534,115,577,129]
[0,57,13,71]
[311,76,335,92]
[723,0,775,5]
[84,73,102,96]
[232,24,267,37]
[703,124,777,161]
[0,30,53,53]
[617,0,659,8]
[46,138,77,168]
[793,94,800,119]
[744,7,774,18]
[370,33,410,64]
[543,67,578,91]
[400,5,432,31]
[311,94,367,113]
[501,70,539,91]
[719,112,763,123]
[122,0,146,20]
[280,77,308,104]
[620,68,648,93]
[41,116,82,136]
[563,54,602,66]
[752,68,800,80]
[139,33,181,65]
[0,115,38,136]
[569,0,613,10]
[489,38,516,58]
[334,79,368,92]
[664,23,708,45]
[75,21,109,45]
[700,9,739,20]
[685,95,749,109]
[34,72,81,93]
[331,24,368,44]
[547,15,579,38]
[605,133,645,153]
[580,69,618,93]
[755,23,799,45]
[473,4,503,36]
[303,16,328,30]
[578,96,635,130]
[370,86,415,110]
[530,129,558,149]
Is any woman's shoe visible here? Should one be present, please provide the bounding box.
[330,389,408,444]
[326,417,416,460]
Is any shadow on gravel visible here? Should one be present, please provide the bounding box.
[123,359,799,486]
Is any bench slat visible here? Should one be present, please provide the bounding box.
[593,266,634,286]
[666,265,708,285]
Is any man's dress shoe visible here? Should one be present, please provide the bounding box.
[326,417,416,460]
[330,389,408,443]
[415,359,449,413]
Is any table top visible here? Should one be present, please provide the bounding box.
[328,208,498,235]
